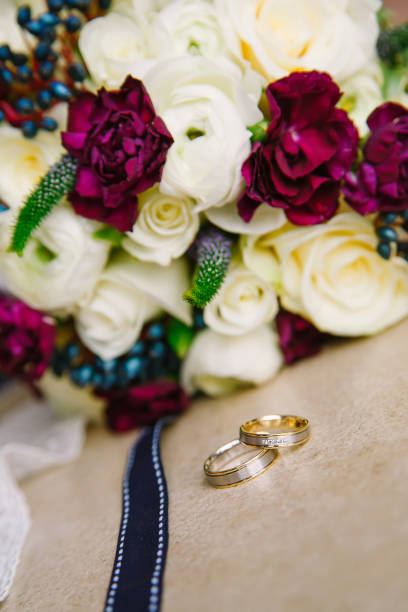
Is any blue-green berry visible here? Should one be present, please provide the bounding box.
[39,61,55,80]
[377,241,391,259]
[377,226,398,242]
[40,117,58,131]
[21,121,38,138]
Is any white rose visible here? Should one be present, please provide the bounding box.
[150,0,234,60]
[0,205,110,312]
[215,0,380,82]
[240,232,283,286]
[205,200,286,235]
[181,325,283,396]
[204,263,278,335]
[79,12,154,90]
[339,63,383,136]
[75,269,160,360]
[75,250,192,358]
[0,124,64,210]
[122,186,199,265]
[270,211,408,336]
[144,55,262,212]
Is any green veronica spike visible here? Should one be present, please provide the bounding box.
[184,227,233,309]
[9,154,78,256]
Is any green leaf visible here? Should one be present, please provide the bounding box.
[186,127,206,140]
[166,319,195,358]
[35,244,57,264]
[9,154,78,256]
[248,118,270,144]
[93,225,124,246]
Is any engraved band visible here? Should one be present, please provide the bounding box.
[203,439,279,488]
[239,414,310,448]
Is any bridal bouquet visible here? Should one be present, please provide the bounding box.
[1,0,408,431]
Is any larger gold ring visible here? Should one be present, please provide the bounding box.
[203,439,279,488]
[240,414,310,448]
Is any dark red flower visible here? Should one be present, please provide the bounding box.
[103,380,189,433]
[344,102,408,214]
[0,295,55,380]
[276,310,326,365]
[238,71,358,226]
[62,76,173,232]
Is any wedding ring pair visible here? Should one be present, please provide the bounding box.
[203,415,310,488]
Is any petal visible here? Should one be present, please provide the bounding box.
[75,166,102,198]
[104,251,192,325]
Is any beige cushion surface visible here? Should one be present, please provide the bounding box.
[2,320,408,612]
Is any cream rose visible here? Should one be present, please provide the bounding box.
[204,263,278,335]
[122,186,199,265]
[143,55,262,212]
[0,125,64,211]
[270,212,408,336]
[240,232,283,286]
[0,205,110,313]
[181,325,283,396]
[215,0,380,82]
[76,251,192,359]
[79,12,154,90]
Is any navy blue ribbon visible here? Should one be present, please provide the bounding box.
[104,418,171,612]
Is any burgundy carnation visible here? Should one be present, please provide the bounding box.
[344,102,408,214]
[238,71,358,226]
[276,310,326,365]
[103,381,189,433]
[0,295,55,381]
[62,76,173,232]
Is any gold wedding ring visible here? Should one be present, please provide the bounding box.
[203,439,279,488]
[240,414,310,448]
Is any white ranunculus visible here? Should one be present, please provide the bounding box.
[204,263,278,335]
[0,125,64,210]
[150,0,233,60]
[79,12,154,90]
[0,205,110,312]
[205,200,286,235]
[75,251,192,359]
[181,325,283,396]
[339,63,383,136]
[113,0,169,16]
[215,0,380,82]
[122,186,199,265]
[144,55,262,212]
[270,212,408,336]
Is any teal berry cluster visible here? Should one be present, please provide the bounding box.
[51,320,181,392]
[0,0,112,138]
[376,211,408,260]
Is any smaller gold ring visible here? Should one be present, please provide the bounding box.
[240,414,310,448]
[203,439,279,488]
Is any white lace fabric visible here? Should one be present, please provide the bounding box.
[0,394,85,601]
